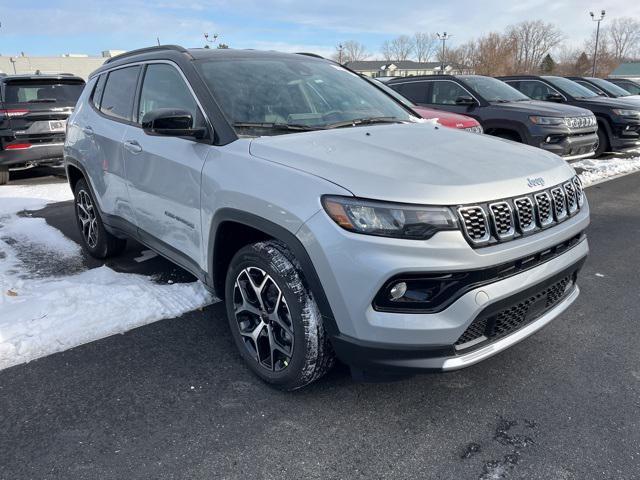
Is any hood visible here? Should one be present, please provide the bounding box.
[615,95,640,106]
[489,100,593,116]
[412,106,479,128]
[576,95,640,109]
[249,122,574,205]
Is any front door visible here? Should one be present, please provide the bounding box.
[123,62,211,270]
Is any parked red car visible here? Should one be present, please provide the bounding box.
[372,78,483,133]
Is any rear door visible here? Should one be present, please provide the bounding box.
[123,62,211,269]
[0,77,84,149]
[85,65,140,222]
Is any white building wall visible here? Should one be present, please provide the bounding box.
[0,56,107,79]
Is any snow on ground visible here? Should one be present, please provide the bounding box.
[574,155,640,187]
[0,182,214,370]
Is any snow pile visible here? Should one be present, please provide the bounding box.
[574,155,640,187]
[0,182,214,370]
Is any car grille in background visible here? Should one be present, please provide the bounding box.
[454,273,576,351]
[457,175,584,247]
[564,116,597,129]
[464,125,484,134]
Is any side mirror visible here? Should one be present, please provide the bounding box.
[142,108,207,139]
[544,93,564,103]
[455,95,476,106]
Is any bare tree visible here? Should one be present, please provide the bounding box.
[413,33,437,62]
[607,17,640,61]
[381,35,414,61]
[335,40,369,63]
[506,20,563,73]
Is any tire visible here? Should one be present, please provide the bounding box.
[73,178,127,259]
[594,125,610,158]
[225,240,335,390]
[0,166,9,185]
[493,131,522,143]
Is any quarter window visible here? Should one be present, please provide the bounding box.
[513,80,561,101]
[137,63,202,127]
[430,81,469,105]
[100,66,141,121]
[92,74,107,110]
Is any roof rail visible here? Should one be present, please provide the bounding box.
[295,52,326,60]
[104,45,189,64]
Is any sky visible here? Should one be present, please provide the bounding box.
[0,0,639,58]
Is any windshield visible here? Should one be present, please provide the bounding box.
[543,76,599,99]
[196,56,413,134]
[460,75,529,102]
[588,77,634,97]
[3,79,84,105]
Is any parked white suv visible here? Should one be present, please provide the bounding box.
[64,46,589,390]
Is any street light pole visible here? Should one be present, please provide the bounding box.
[436,32,451,72]
[590,10,605,77]
[204,32,219,48]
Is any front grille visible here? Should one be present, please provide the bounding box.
[455,273,576,351]
[458,206,490,243]
[456,176,584,248]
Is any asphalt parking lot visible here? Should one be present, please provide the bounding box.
[1,170,640,480]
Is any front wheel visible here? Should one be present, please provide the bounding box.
[594,126,610,157]
[225,240,335,390]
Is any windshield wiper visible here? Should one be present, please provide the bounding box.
[28,99,57,103]
[233,122,322,131]
[324,116,402,129]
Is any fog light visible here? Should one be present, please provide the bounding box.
[545,136,552,143]
[389,282,407,301]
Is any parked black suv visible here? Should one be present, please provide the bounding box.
[387,75,598,161]
[567,76,640,102]
[500,75,640,156]
[0,74,85,184]
[607,78,640,95]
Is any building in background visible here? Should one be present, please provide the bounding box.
[0,51,126,79]
[609,62,640,81]
[344,60,473,78]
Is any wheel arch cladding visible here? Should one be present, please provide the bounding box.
[209,208,339,336]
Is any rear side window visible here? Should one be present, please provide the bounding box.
[393,82,427,104]
[431,81,469,105]
[100,66,140,121]
[3,79,85,105]
[92,74,107,110]
[137,63,202,126]
[515,80,560,101]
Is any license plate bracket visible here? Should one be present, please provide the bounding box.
[48,120,66,132]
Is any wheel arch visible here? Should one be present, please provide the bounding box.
[209,209,338,336]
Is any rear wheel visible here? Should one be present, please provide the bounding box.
[0,166,9,185]
[225,240,335,390]
[73,178,127,258]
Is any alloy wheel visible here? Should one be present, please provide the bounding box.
[233,267,294,372]
[76,189,98,248]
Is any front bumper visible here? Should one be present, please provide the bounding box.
[610,121,640,151]
[533,131,598,160]
[299,201,590,373]
[0,143,64,167]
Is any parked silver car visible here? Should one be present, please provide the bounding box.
[64,46,590,390]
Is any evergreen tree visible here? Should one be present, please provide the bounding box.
[540,53,556,74]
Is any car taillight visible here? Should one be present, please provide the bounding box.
[6,143,32,150]
[1,109,29,118]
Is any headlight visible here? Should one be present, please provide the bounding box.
[322,196,459,240]
[612,109,640,117]
[529,116,564,125]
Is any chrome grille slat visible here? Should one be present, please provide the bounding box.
[514,197,536,233]
[563,182,578,214]
[534,192,554,227]
[488,202,515,239]
[551,187,568,221]
[573,176,584,207]
[458,206,490,244]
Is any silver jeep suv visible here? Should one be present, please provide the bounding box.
[64,46,589,390]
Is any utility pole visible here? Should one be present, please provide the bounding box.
[590,10,605,76]
[436,32,451,73]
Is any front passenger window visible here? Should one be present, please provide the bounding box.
[138,64,203,127]
[517,80,560,101]
[430,81,468,105]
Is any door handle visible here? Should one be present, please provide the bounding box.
[124,140,142,154]
[82,126,94,136]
